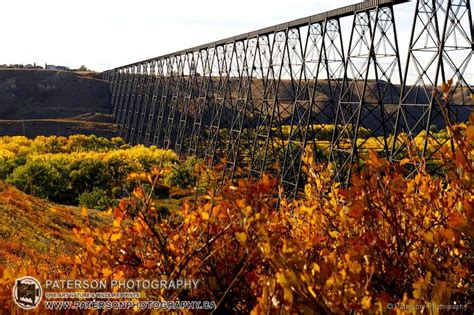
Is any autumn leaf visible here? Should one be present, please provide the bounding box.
[110,232,121,242]
[276,272,288,285]
[400,158,411,166]
[439,228,454,241]
[349,261,362,274]
[423,231,435,243]
[466,126,474,140]
[348,201,365,219]
[447,212,467,229]
[201,211,210,220]
[102,267,113,277]
[235,232,247,244]
[361,296,372,310]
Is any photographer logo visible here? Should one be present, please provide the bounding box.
[13,277,43,310]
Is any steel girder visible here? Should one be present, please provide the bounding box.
[152,58,175,148]
[203,45,232,165]
[101,0,472,195]
[129,63,151,144]
[224,39,257,179]
[174,52,199,156]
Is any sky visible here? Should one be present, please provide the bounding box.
[1,0,417,72]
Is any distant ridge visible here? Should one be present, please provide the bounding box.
[0,69,116,138]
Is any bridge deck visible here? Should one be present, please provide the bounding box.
[114,0,410,70]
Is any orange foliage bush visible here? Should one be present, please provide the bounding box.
[1,115,472,313]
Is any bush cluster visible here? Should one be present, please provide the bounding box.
[63,115,473,313]
[0,135,178,209]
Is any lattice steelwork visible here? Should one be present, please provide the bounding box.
[330,5,403,183]
[102,0,473,195]
[281,19,345,196]
[391,0,473,173]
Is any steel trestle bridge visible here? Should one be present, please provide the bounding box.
[103,0,473,197]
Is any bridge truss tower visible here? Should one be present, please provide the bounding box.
[391,0,473,174]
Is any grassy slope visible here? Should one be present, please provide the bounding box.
[0,181,110,269]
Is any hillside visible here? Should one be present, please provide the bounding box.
[0,69,116,137]
[1,70,470,139]
[0,135,186,271]
[0,181,109,269]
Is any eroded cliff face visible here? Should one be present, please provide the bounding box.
[0,69,116,138]
[0,69,111,120]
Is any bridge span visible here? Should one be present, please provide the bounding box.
[103,0,473,196]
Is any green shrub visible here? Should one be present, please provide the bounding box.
[69,159,110,202]
[164,157,199,189]
[0,158,18,180]
[78,188,114,211]
[0,135,178,204]
[6,160,67,200]
[105,155,133,186]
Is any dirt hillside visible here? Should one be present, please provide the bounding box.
[0,69,116,137]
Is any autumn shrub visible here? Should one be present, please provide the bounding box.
[30,135,68,153]
[28,135,124,154]
[0,116,472,313]
[62,113,473,314]
[69,168,269,313]
[65,135,125,152]
[0,108,472,312]
[280,124,371,141]
[0,135,178,205]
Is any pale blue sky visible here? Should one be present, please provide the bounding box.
[0,0,417,72]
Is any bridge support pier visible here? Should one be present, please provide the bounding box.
[280,18,345,197]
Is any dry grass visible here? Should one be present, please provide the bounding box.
[0,181,110,270]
